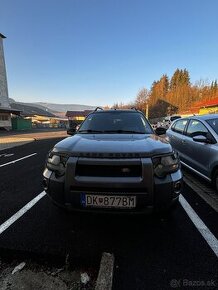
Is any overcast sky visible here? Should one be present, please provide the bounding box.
[1,0,218,106]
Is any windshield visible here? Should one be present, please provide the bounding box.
[78,112,153,134]
[206,118,218,135]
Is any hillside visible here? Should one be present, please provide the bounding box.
[10,102,56,117]
[9,99,96,116]
[36,102,96,113]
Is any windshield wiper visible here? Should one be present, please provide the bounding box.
[103,130,145,134]
[78,129,104,133]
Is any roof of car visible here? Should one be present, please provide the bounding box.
[92,109,142,113]
[187,114,218,121]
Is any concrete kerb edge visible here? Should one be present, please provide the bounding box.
[184,176,218,212]
[0,139,35,152]
[95,252,115,290]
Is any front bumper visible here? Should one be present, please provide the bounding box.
[43,156,183,213]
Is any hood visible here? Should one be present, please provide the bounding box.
[53,133,172,157]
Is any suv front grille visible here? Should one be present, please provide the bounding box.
[76,164,142,177]
[70,186,146,192]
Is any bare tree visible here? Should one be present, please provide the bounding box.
[135,88,150,112]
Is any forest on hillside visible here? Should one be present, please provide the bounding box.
[111,69,218,118]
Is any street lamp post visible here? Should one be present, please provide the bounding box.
[146,103,149,119]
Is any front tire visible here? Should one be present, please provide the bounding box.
[155,198,179,218]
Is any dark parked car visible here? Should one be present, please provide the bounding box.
[43,109,182,213]
[67,120,82,135]
[163,115,181,128]
[166,114,218,191]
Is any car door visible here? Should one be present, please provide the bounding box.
[167,119,189,160]
[183,119,214,177]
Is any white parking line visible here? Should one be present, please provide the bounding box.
[179,195,218,258]
[0,153,37,168]
[0,191,46,235]
[0,153,14,158]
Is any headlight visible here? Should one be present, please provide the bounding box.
[46,152,69,176]
[152,152,180,178]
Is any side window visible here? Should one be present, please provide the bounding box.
[173,119,188,134]
[0,114,9,121]
[171,122,176,130]
[186,120,208,137]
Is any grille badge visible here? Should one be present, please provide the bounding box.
[121,167,131,173]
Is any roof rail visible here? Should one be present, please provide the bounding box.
[94,107,103,111]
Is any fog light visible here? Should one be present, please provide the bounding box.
[43,178,48,191]
[174,181,182,194]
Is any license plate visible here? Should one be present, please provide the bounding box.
[81,194,136,208]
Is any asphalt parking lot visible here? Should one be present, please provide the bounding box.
[0,136,217,289]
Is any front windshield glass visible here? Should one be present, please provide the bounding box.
[78,112,153,134]
[206,118,218,135]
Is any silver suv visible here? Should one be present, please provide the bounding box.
[166,114,218,191]
[43,109,182,213]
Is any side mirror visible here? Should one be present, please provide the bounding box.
[67,128,76,135]
[155,127,167,135]
[192,135,208,143]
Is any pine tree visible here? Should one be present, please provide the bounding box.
[182,69,190,86]
[170,69,180,90]
[159,74,169,97]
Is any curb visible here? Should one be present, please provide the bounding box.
[95,252,114,290]
[0,138,35,152]
[184,176,218,212]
